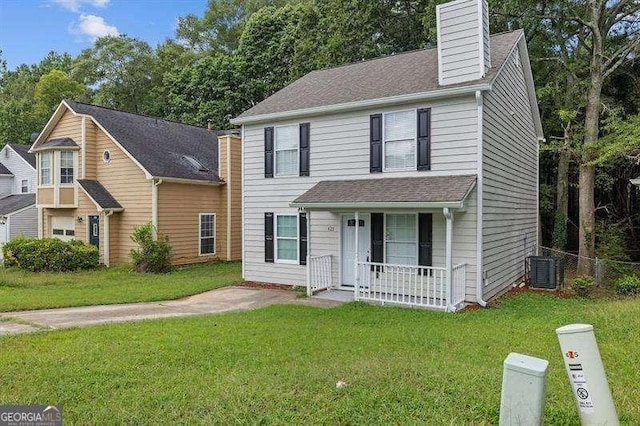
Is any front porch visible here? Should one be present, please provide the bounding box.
[308,254,467,311]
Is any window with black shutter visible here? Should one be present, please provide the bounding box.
[370,114,382,173]
[417,108,431,171]
[299,123,310,176]
[265,212,274,262]
[264,127,274,178]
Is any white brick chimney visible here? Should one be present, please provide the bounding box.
[436,0,491,86]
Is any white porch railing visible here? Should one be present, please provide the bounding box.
[355,262,448,310]
[452,263,467,307]
[307,254,333,296]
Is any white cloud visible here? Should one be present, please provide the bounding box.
[51,0,110,12]
[75,14,120,40]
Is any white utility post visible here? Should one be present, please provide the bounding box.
[556,324,619,425]
[443,208,453,311]
[499,352,549,425]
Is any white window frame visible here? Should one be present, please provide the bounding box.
[383,213,419,266]
[59,151,74,185]
[274,125,299,177]
[382,109,417,172]
[198,213,216,256]
[21,179,28,193]
[40,152,52,186]
[275,213,298,264]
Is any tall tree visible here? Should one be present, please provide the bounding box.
[74,36,155,113]
[33,70,88,122]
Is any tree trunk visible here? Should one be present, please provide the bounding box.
[553,127,571,250]
[577,32,603,274]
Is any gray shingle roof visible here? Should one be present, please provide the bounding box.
[236,30,523,120]
[0,194,35,215]
[78,179,123,210]
[0,163,13,176]
[7,144,36,169]
[32,137,79,151]
[65,100,222,182]
[292,175,477,206]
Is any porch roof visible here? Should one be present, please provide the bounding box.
[291,175,476,210]
[78,179,123,212]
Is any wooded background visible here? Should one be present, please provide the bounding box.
[1,0,639,266]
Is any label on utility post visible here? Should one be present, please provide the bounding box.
[568,363,595,414]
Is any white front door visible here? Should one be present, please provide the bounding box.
[341,214,370,286]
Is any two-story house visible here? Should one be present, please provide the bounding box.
[0,144,37,257]
[31,100,242,266]
[232,0,543,311]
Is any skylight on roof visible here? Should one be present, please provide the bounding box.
[182,155,210,173]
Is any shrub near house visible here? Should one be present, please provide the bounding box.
[3,237,98,272]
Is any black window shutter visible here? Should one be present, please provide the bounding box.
[265,212,274,263]
[299,212,307,265]
[370,114,382,173]
[418,213,433,267]
[299,123,310,176]
[417,108,431,171]
[371,213,384,263]
[264,127,274,178]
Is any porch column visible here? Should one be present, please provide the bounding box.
[354,211,360,290]
[306,209,311,296]
[444,208,454,312]
[103,211,111,267]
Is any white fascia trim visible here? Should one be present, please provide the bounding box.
[475,90,487,307]
[231,84,491,125]
[152,176,224,186]
[290,201,466,210]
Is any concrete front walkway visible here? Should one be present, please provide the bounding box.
[0,286,344,336]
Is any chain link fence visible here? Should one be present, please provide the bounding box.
[539,246,640,286]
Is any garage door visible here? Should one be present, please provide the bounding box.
[51,216,75,242]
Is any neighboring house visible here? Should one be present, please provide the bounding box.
[232,0,543,311]
[31,100,241,266]
[0,144,38,257]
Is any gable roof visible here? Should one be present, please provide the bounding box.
[6,144,36,169]
[0,194,35,215]
[31,137,79,151]
[0,163,13,176]
[233,30,524,124]
[33,101,224,183]
[291,175,477,209]
[78,179,123,211]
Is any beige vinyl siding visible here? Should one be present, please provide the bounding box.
[157,182,224,265]
[59,187,75,205]
[482,43,538,300]
[84,118,97,178]
[94,127,151,264]
[437,0,486,85]
[48,110,83,178]
[9,206,37,239]
[243,98,479,294]
[38,188,54,205]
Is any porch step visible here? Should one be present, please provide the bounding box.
[312,289,354,302]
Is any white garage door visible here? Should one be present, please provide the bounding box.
[51,216,75,242]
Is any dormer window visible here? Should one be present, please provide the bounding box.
[40,152,52,185]
[60,151,74,184]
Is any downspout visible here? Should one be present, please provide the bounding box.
[226,136,232,261]
[104,210,113,267]
[476,90,488,307]
[81,116,87,179]
[151,178,162,239]
[241,125,246,279]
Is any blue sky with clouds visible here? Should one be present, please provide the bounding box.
[0,0,208,70]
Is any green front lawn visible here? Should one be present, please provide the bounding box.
[0,292,638,424]
[0,262,241,312]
